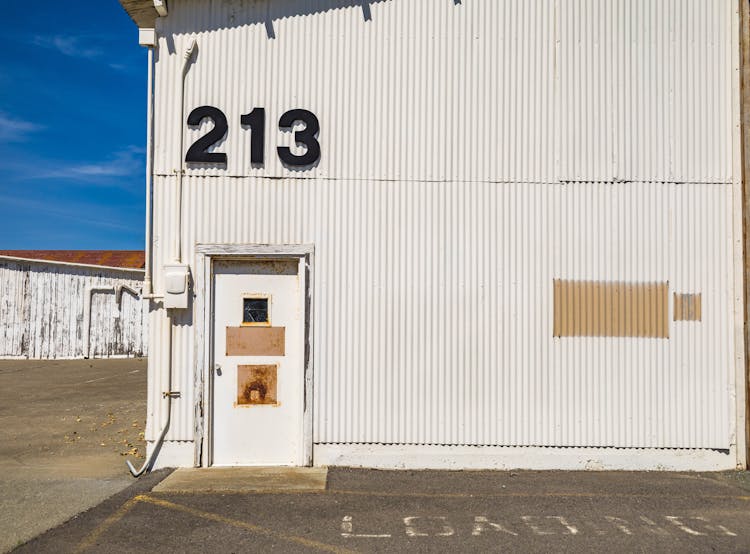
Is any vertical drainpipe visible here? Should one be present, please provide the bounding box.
[128,11,169,476]
[130,4,201,477]
[139,0,168,298]
[140,30,157,299]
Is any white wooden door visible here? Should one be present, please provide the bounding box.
[212,259,306,466]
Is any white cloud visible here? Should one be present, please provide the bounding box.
[6,146,145,187]
[0,112,43,142]
[30,34,137,73]
[32,35,102,60]
[57,146,145,180]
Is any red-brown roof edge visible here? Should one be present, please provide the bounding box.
[0,250,145,270]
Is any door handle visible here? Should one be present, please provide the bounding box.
[214,364,222,376]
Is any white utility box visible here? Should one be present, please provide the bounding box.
[163,264,190,309]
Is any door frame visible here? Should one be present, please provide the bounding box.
[194,244,315,467]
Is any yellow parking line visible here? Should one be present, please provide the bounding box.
[137,495,357,554]
[74,496,140,553]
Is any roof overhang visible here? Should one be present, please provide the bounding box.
[119,0,164,28]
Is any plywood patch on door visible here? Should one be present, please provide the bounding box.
[226,327,285,356]
[237,364,278,405]
[553,279,669,338]
[674,293,702,321]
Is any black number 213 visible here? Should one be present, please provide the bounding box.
[184,106,228,164]
[277,109,320,167]
[185,106,320,168]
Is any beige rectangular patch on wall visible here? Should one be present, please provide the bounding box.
[553,280,669,338]
[226,327,285,356]
[674,293,702,321]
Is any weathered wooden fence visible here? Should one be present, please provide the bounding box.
[0,257,148,359]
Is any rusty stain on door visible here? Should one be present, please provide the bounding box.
[237,364,278,405]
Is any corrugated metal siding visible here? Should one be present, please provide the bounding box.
[153,0,557,183]
[147,0,739,449]
[558,0,733,183]
[0,260,149,359]
[153,0,733,185]
[150,177,734,449]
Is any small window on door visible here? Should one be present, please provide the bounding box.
[242,297,270,326]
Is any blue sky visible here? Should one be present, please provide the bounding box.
[0,2,146,249]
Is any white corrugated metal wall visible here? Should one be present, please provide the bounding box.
[147,0,742,456]
[0,259,149,359]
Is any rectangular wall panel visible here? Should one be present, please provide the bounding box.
[674,293,703,322]
[154,0,733,185]
[149,177,735,449]
[558,0,733,183]
[553,280,669,338]
[226,327,285,356]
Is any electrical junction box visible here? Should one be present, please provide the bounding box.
[138,28,156,47]
[163,264,190,309]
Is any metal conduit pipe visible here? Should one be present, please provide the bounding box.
[83,287,114,359]
[174,38,198,264]
[83,284,141,359]
[116,284,141,305]
[127,312,174,477]
[153,0,168,17]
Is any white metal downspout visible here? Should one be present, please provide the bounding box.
[143,46,157,299]
[128,37,197,478]
[139,28,161,300]
[129,27,166,476]
[128,312,175,477]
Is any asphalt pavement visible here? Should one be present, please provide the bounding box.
[13,467,750,553]
[0,358,146,552]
